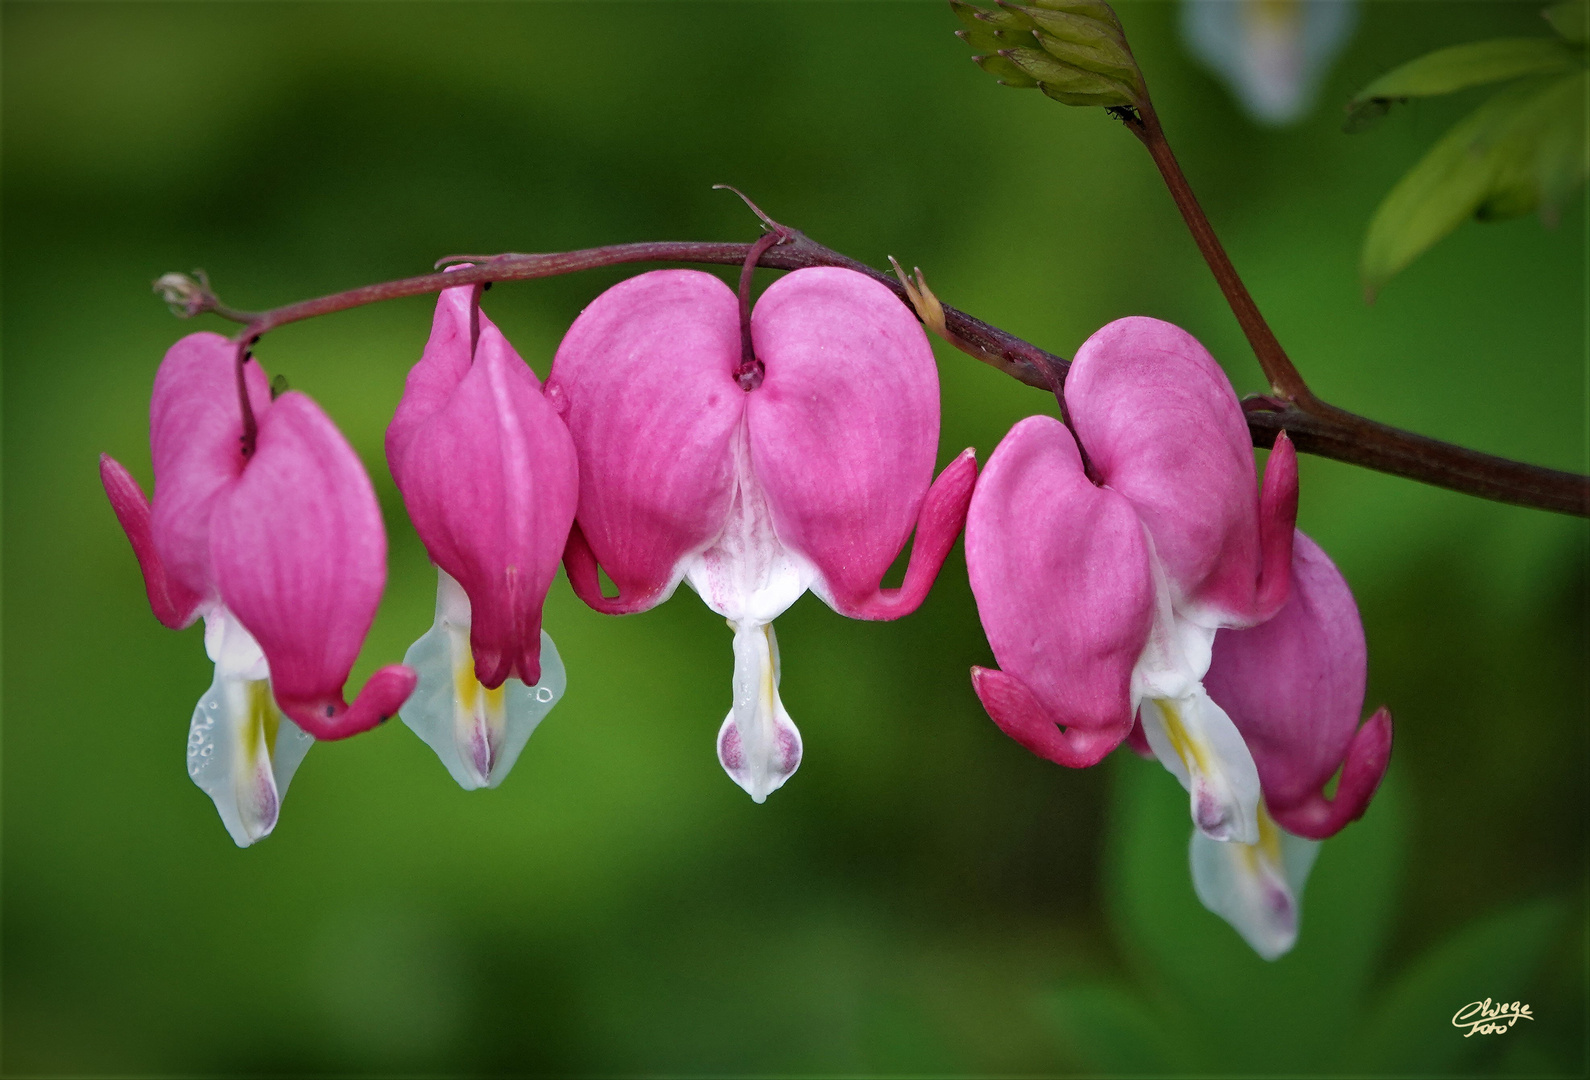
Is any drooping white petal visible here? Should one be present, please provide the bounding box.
[203,603,270,681]
[683,420,815,626]
[188,607,313,847]
[717,619,802,803]
[1181,0,1358,127]
[1141,690,1262,845]
[1190,804,1320,960]
[1130,598,1216,706]
[680,419,810,803]
[1130,544,1261,844]
[399,568,566,790]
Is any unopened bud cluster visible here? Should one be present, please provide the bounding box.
[951,0,1146,108]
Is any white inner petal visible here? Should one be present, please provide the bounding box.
[189,608,312,847]
[399,568,566,790]
[1190,803,1320,961]
[203,604,270,681]
[678,419,811,803]
[1129,537,1217,706]
[1130,540,1261,844]
[682,419,815,626]
[1140,690,1262,845]
[717,619,802,803]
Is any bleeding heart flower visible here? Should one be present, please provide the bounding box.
[965,316,1297,844]
[385,276,578,789]
[100,332,416,845]
[547,266,976,802]
[1181,0,1358,127]
[1188,529,1393,959]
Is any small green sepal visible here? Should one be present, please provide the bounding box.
[972,51,1042,88]
[953,0,1142,109]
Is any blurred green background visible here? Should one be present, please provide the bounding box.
[3,2,1584,1075]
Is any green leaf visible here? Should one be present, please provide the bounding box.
[1361,71,1588,297]
[1349,897,1566,1074]
[1345,38,1575,132]
[1042,983,1178,1074]
[1545,0,1588,44]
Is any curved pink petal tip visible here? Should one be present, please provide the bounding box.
[562,520,649,615]
[833,448,978,620]
[971,667,1125,767]
[280,664,418,741]
[1269,707,1393,840]
[100,454,205,629]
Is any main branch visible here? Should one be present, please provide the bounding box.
[164,232,1588,516]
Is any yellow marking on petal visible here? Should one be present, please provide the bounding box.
[1238,803,1285,873]
[244,679,280,761]
[760,623,778,717]
[451,648,508,720]
[1247,0,1303,34]
[1156,698,1212,777]
[453,649,481,715]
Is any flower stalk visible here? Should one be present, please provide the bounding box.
[158,230,1589,517]
[1117,100,1315,405]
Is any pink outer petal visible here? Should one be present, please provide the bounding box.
[1253,431,1299,622]
[970,667,1129,767]
[209,391,414,740]
[387,283,578,687]
[964,415,1154,766]
[1066,317,1282,626]
[99,454,205,629]
[747,267,949,618]
[839,449,977,620]
[386,278,480,490]
[148,332,274,601]
[1204,531,1393,839]
[546,269,743,614]
[1269,708,1392,840]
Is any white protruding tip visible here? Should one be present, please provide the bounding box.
[718,620,802,802]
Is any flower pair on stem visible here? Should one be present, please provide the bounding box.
[966,316,1391,958]
[99,335,415,845]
